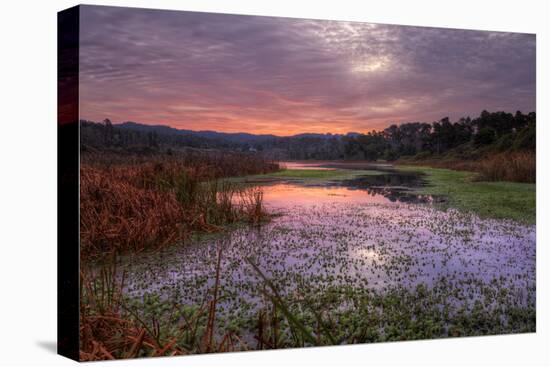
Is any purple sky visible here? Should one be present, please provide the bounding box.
[79,5,536,136]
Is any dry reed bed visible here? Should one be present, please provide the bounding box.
[404,151,535,183]
[80,152,278,260]
[476,151,535,183]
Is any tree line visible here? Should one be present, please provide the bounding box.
[80,110,535,161]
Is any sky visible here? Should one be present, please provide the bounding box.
[79,5,536,136]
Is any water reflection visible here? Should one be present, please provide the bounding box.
[262,183,392,207]
[336,173,439,204]
[276,161,436,204]
[343,171,426,188]
[281,161,335,170]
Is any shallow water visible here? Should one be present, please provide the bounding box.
[121,171,536,330]
[123,199,535,293]
[261,183,405,206]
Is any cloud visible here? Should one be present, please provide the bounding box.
[79,5,536,135]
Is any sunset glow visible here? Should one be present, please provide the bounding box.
[79,6,535,135]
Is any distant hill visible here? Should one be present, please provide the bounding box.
[117,121,279,144]
[79,120,352,159]
[116,121,349,143]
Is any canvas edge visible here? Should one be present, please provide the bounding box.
[57,4,80,362]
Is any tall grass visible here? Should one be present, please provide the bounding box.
[80,152,279,260]
[79,251,240,360]
[81,150,279,179]
[476,152,535,183]
[402,151,535,183]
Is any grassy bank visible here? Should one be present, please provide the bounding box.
[399,151,535,183]
[236,168,381,185]
[399,166,535,224]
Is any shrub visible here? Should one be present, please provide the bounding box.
[512,124,536,151]
[412,151,432,161]
[474,127,497,147]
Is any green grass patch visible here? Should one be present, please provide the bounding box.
[228,168,383,186]
[269,169,380,179]
[399,166,535,224]
[270,169,340,178]
[264,168,382,181]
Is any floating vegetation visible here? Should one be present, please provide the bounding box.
[117,187,535,349]
[81,161,535,359]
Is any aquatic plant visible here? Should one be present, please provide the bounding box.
[79,160,535,361]
[79,250,241,360]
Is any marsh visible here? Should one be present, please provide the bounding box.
[119,162,536,344]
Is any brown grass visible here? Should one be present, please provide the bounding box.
[80,152,279,260]
[401,151,535,183]
[475,151,535,183]
[79,151,280,358]
[79,252,242,360]
[80,166,184,260]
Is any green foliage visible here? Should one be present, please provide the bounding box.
[119,277,534,351]
[474,127,497,147]
[494,133,515,152]
[174,171,198,206]
[411,151,432,161]
[512,123,536,151]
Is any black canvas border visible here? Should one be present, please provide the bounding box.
[57,5,80,361]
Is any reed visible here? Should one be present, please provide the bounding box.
[476,151,535,183]
[80,151,279,260]
[402,151,535,183]
[79,251,236,360]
